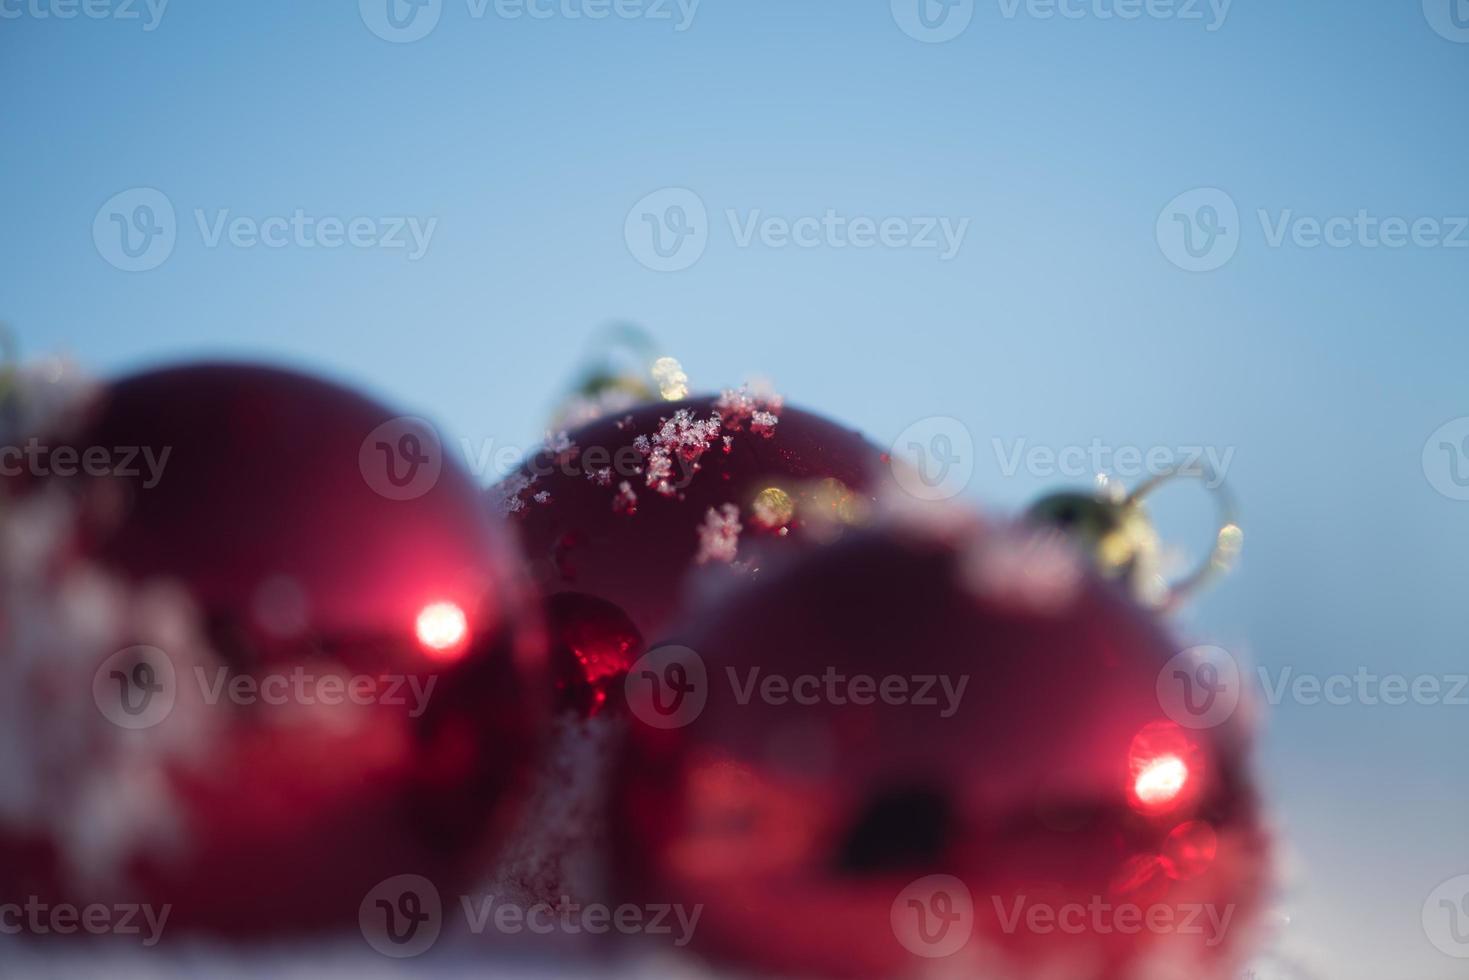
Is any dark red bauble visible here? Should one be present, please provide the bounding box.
[0,363,546,937]
[498,391,883,715]
[612,515,1268,979]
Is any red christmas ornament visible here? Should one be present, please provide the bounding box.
[0,363,546,936]
[497,390,883,716]
[612,512,1268,979]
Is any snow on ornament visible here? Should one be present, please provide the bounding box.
[495,387,885,717]
[0,362,548,938]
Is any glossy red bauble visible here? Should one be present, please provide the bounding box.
[498,391,883,715]
[613,513,1268,979]
[0,364,546,937]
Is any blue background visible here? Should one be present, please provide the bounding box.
[3,2,1466,977]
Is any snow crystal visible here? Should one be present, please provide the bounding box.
[715,384,783,432]
[493,472,534,517]
[612,481,637,516]
[749,410,779,438]
[637,409,722,498]
[695,504,743,565]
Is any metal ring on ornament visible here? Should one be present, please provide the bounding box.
[1125,461,1242,612]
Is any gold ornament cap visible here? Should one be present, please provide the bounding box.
[1026,468,1241,611]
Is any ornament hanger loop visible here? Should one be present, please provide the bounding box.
[1125,462,1242,612]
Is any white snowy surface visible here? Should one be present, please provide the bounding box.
[0,940,720,980]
